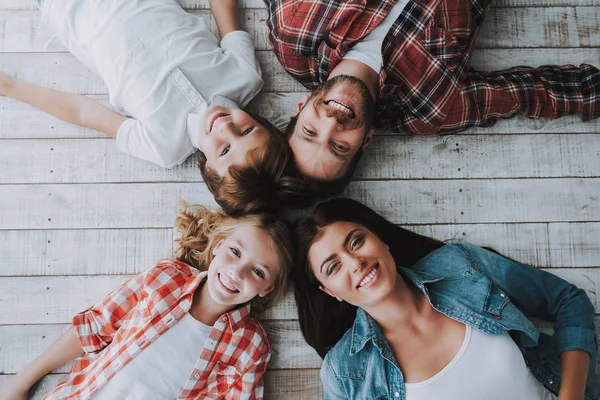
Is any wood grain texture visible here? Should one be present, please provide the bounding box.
[0,179,599,229]
[4,223,600,278]
[1,268,598,325]
[0,229,173,276]
[2,134,600,184]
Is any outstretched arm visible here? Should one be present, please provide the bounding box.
[209,0,242,38]
[0,72,127,139]
[0,329,84,400]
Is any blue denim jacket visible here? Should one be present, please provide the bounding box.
[320,243,599,400]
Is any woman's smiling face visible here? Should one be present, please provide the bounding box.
[307,221,397,308]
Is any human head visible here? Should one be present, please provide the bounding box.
[285,76,376,196]
[293,198,442,357]
[197,107,313,215]
[174,203,293,313]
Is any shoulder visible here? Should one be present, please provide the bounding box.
[411,243,480,276]
[143,259,197,286]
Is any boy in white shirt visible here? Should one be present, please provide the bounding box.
[0,0,308,215]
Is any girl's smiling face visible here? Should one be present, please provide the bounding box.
[307,221,397,308]
[205,224,282,307]
[197,106,271,177]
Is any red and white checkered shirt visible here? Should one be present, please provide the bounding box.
[266,0,599,134]
[44,260,271,400]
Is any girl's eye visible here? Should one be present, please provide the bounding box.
[350,235,364,250]
[253,268,265,279]
[220,146,230,156]
[241,127,253,136]
[230,247,241,258]
[327,262,340,276]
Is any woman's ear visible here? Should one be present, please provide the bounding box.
[212,240,223,256]
[319,285,342,302]
[258,285,275,298]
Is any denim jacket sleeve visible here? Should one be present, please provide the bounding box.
[320,354,346,400]
[455,243,597,359]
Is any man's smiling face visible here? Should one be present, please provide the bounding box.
[288,75,375,181]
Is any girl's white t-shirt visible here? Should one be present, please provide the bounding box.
[93,313,213,400]
[405,325,557,400]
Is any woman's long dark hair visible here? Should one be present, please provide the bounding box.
[293,198,444,358]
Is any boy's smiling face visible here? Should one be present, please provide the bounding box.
[197,106,271,176]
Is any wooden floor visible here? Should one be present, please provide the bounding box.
[0,0,599,398]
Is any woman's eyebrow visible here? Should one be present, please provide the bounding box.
[319,229,359,274]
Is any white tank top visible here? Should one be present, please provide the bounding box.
[93,313,213,400]
[405,325,557,400]
[343,0,409,73]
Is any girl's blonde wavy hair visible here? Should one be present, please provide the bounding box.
[173,202,293,314]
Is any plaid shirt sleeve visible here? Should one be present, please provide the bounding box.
[240,350,271,400]
[71,268,151,353]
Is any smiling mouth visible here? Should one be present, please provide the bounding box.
[325,100,355,118]
[357,263,379,288]
[209,113,228,133]
[218,273,239,293]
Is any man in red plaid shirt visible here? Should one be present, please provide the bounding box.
[265,0,600,193]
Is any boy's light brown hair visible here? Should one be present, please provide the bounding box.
[197,112,313,216]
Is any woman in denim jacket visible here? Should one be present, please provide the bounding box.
[293,198,599,400]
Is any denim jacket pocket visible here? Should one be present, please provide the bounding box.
[421,25,460,71]
[483,284,510,319]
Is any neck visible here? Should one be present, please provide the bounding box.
[189,281,233,326]
[329,59,380,101]
[363,272,426,333]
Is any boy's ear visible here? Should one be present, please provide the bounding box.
[212,240,223,256]
[291,94,310,118]
[319,285,342,302]
[258,285,275,297]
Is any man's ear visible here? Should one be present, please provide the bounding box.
[212,240,223,256]
[319,285,343,302]
[258,285,275,297]
[291,94,310,118]
[361,128,375,151]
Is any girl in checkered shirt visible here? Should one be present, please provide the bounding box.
[1,204,293,399]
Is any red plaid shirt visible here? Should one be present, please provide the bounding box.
[266,0,600,134]
[44,260,271,400]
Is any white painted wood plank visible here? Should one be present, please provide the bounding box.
[3,8,600,51]
[548,223,600,267]
[2,134,599,184]
[344,178,600,225]
[0,321,321,373]
[6,223,600,277]
[1,268,598,325]
[477,7,600,47]
[0,370,324,400]
[0,179,598,230]
[0,183,215,230]
[0,229,173,276]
